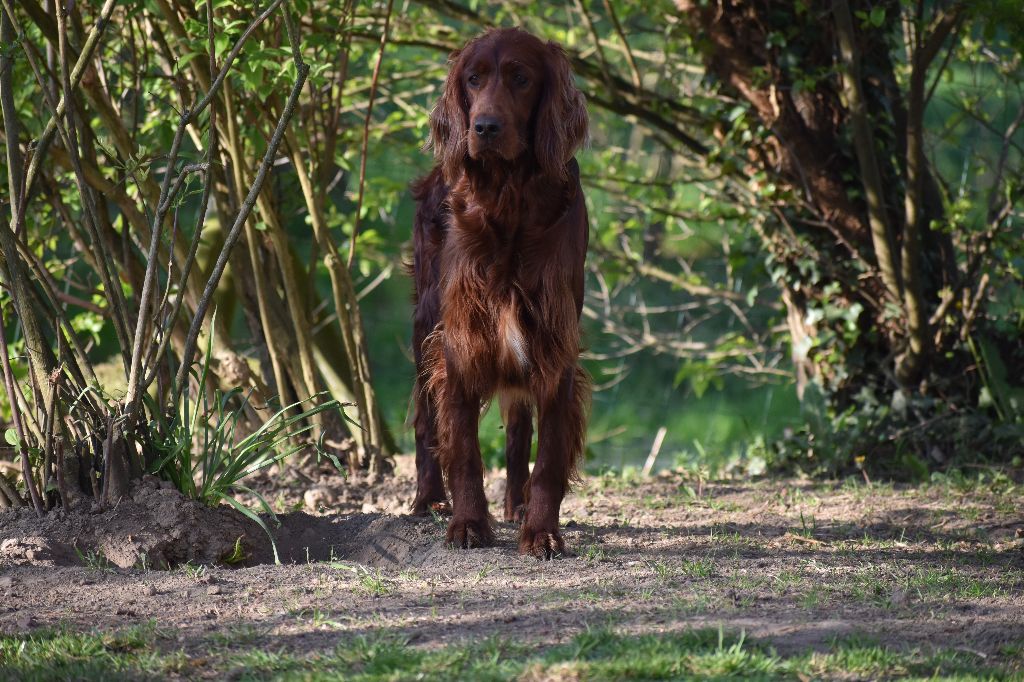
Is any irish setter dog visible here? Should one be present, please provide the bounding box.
[409,27,589,559]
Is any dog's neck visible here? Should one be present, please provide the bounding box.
[451,155,571,230]
[461,155,533,192]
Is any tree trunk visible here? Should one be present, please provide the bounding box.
[676,0,972,409]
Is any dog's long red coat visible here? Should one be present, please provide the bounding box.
[410,28,589,559]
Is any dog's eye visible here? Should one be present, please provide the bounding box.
[467,74,480,88]
[512,73,529,87]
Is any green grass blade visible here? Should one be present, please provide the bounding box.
[218,493,280,565]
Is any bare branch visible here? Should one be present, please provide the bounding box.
[175,60,310,396]
[349,0,395,269]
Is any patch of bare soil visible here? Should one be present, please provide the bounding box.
[1,457,1023,673]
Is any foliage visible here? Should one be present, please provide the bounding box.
[0,0,391,514]
[1,0,1022,508]
[145,320,345,558]
[762,384,1024,478]
[674,0,1024,473]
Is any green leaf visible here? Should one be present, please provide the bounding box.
[220,493,280,565]
[222,536,246,564]
[4,428,18,447]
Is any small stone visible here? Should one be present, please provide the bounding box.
[142,585,157,597]
[15,614,37,630]
[1015,527,1023,539]
[206,585,222,595]
[0,576,14,589]
[304,485,337,512]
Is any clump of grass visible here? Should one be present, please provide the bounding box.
[75,548,114,572]
[908,567,1006,600]
[680,557,715,578]
[0,623,180,680]
[180,561,206,581]
[331,562,393,597]
[580,543,608,562]
[208,623,266,649]
[147,320,346,564]
[800,588,824,609]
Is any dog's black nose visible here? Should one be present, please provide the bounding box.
[473,116,502,139]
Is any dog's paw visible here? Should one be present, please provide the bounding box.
[518,524,566,560]
[411,497,450,517]
[445,517,494,549]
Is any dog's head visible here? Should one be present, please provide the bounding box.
[429,27,588,185]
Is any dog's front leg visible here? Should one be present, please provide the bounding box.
[440,381,494,548]
[520,365,587,559]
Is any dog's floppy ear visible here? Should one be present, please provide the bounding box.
[534,42,588,181]
[429,49,468,185]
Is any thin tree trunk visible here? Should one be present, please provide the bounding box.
[897,7,961,383]
[833,0,902,304]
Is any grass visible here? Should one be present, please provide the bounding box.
[180,561,207,581]
[840,565,1014,608]
[329,562,393,597]
[74,548,114,572]
[580,543,609,562]
[2,624,1018,681]
[680,557,715,578]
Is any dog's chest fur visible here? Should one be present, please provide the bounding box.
[431,168,582,397]
[443,214,538,383]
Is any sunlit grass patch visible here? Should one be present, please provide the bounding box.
[2,624,1017,681]
[0,622,183,681]
[907,567,1010,600]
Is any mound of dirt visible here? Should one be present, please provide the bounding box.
[0,471,465,572]
[0,476,260,569]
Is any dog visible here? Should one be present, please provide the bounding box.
[410,27,589,559]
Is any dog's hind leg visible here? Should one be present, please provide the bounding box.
[501,393,533,523]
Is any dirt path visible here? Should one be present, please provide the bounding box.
[1,460,1022,678]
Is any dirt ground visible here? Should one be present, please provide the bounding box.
[1,455,1022,677]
